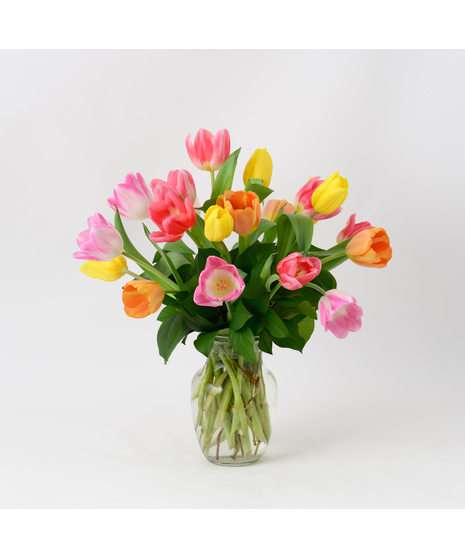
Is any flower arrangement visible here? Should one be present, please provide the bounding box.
[74,128,392,464]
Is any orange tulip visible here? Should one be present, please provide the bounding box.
[346,228,392,268]
[122,280,164,319]
[216,190,261,236]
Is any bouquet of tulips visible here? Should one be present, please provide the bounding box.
[74,128,392,463]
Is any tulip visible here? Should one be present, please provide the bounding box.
[262,199,295,222]
[204,205,234,242]
[336,213,372,244]
[147,184,197,243]
[216,190,261,236]
[346,228,392,268]
[151,169,198,206]
[122,280,164,319]
[311,172,349,215]
[243,148,273,188]
[294,177,342,221]
[277,252,322,290]
[185,129,231,171]
[107,172,154,220]
[73,213,124,261]
[194,256,245,307]
[79,255,128,282]
[318,289,363,339]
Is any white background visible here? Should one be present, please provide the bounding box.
[1,49,465,509]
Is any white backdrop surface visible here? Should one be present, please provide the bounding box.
[1,50,464,508]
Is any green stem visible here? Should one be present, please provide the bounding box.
[122,252,179,291]
[238,235,250,255]
[225,301,233,321]
[304,282,326,296]
[212,241,231,263]
[210,170,215,191]
[124,269,147,281]
[309,209,317,219]
[143,230,186,290]
[319,250,347,265]
[269,282,282,301]
[265,274,280,292]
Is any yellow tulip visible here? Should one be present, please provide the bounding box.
[79,255,128,282]
[204,205,234,242]
[243,148,273,188]
[311,172,348,215]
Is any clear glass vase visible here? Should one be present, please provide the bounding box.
[191,335,277,466]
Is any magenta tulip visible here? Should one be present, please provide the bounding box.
[185,129,231,171]
[277,252,322,290]
[318,289,363,339]
[194,256,245,307]
[336,213,372,244]
[107,172,154,220]
[73,213,124,261]
[294,177,342,221]
[147,184,197,243]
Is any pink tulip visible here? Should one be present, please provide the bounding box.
[107,172,154,220]
[277,252,322,290]
[194,256,245,307]
[151,169,198,206]
[336,213,372,244]
[147,184,197,243]
[294,177,342,221]
[185,129,231,171]
[318,289,363,339]
[73,213,124,261]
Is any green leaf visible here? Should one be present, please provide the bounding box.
[265,309,290,338]
[312,268,337,291]
[271,320,305,352]
[234,243,275,275]
[193,330,219,358]
[157,311,191,364]
[297,315,315,344]
[163,239,195,255]
[229,327,258,364]
[275,213,296,262]
[193,247,221,275]
[229,299,253,331]
[242,269,269,300]
[287,214,313,253]
[154,251,193,277]
[212,148,241,200]
[258,329,273,355]
[244,179,274,203]
[297,300,318,320]
[157,306,180,322]
[249,219,277,245]
[322,255,349,272]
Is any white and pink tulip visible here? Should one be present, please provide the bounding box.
[194,256,245,307]
[108,172,154,220]
[185,129,231,171]
[73,213,124,261]
[318,289,363,339]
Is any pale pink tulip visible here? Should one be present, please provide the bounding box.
[336,213,372,244]
[185,129,231,171]
[151,169,198,206]
[318,289,363,339]
[108,172,154,220]
[73,213,124,261]
[147,184,197,243]
[194,256,245,307]
[294,176,342,221]
[277,252,322,290]
[262,199,295,222]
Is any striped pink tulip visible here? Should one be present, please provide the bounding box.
[185,129,231,171]
[73,213,124,261]
[108,172,154,220]
[318,289,363,339]
[151,169,198,206]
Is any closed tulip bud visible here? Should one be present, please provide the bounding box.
[122,280,164,319]
[204,205,234,242]
[79,255,128,282]
[217,190,261,236]
[311,172,348,215]
[73,213,124,262]
[243,148,273,188]
[346,228,392,268]
[262,199,295,222]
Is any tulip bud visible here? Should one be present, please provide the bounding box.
[243,148,273,188]
[346,228,392,268]
[204,205,234,242]
[79,255,128,282]
[311,172,348,215]
[262,199,295,222]
[122,280,164,319]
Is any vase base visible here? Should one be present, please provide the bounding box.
[205,454,263,467]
